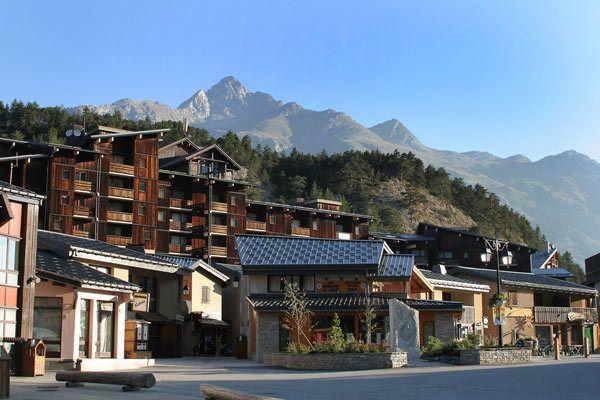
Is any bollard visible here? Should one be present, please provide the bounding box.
[584,337,590,358]
[554,337,560,360]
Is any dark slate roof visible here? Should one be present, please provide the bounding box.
[247,199,371,219]
[374,254,414,279]
[370,232,434,242]
[452,266,597,295]
[532,267,573,278]
[213,263,242,279]
[152,253,229,283]
[38,230,177,270]
[419,269,489,290]
[0,180,45,201]
[531,248,557,269]
[37,250,139,291]
[248,293,463,312]
[236,235,385,268]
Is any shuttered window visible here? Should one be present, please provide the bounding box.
[201,286,211,303]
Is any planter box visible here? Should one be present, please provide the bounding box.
[264,351,407,371]
[458,348,532,365]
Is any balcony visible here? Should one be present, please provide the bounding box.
[209,246,228,258]
[291,226,311,237]
[211,201,228,213]
[211,224,228,235]
[74,180,93,192]
[534,306,598,324]
[109,162,134,176]
[107,210,133,223]
[108,187,134,199]
[74,205,92,217]
[73,229,92,238]
[169,243,192,253]
[170,198,194,210]
[246,220,267,232]
[106,235,132,246]
[459,305,476,325]
[169,220,191,231]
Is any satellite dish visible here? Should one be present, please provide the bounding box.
[74,130,81,137]
[65,130,73,137]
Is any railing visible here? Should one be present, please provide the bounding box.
[534,306,598,323]
[246,220,267,231]
[459,305,476,325]
[74,205,92,217]
[291,226,311,237]
[108,187,134,199]
[170,198,194,209]
[211,201,228,213]
[106,235,132,246]
[109,162,134,175]
[74,180,93,192]
[107,210,133,223]
[169,220,190,231]
[210,246,228,257]
[211,224,228,235]
[169,243,192,253]
[73,229,91,238]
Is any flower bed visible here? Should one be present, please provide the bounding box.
[264,351,408,370]
[457,347,532,365]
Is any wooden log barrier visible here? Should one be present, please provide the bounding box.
[55,371,156,392]
[199,384,282,400]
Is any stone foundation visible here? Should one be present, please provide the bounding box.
[264,351,407,370]
[458,348,532,365]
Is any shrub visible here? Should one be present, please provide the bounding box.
[422,336,479,357]
[286,342,310,354]
[421,336,444,356]
[327,313,347,353]
[483,334,498,348]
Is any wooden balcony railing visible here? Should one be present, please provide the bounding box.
[169,220,190,231]
[211,201,228,213]
[169,243,192,253]
[107,210,133,223]
[534,306,598,323]
[74,205,92,217]
[291,226,311,237]
[106,235,132,246]
[246,220,267,231]
[459,306,476,325]
[210,246,228,257]
[74,180,93,192]
[109,162,135,175]
[108,187,134,199]
[211,224,228,235]
[170,198,194,209]
[73,229,91,238]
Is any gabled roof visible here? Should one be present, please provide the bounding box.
[38,230,178,273]
[531,248,558,269]
[159,137,202,153]
[419,269,490,292]
[373,254,414,280]
[152,254,229,283]
[158,168,251,187]
[236,235,386,270]
[159,142,242,170]
[37,250,139,291]
[451,266,597,296]
[0,180,45,204]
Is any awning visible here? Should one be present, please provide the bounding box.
[190,313,229,328]
[135,311,174,324]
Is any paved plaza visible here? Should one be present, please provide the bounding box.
[11,356,600,400]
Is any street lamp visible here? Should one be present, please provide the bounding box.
[481,238,513,346]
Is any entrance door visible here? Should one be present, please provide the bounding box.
[33,297,62,358]
[79,299,90,358]
[96,302,114,358]
[584,325,594,353]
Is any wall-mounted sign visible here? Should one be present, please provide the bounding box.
[132,292,150,312]
[567,312,585,321]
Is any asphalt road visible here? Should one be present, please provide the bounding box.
[11,356,600,399]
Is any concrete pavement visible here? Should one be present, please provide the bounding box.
[11,356,600,399]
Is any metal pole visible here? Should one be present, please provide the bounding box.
[496,239,503,347]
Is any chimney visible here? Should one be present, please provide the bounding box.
[182,117,189,134]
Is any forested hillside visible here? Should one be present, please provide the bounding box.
[2,100,583,279]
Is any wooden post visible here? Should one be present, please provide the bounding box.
[554,336,560,360]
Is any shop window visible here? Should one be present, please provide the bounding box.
[33,297,62,357]
[96,301,114,358]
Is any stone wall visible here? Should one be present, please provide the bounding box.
[459,348,532,365]
[264,351,407,370]
[256,313,280,362]
[434,313,456,343]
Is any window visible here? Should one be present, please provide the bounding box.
[442,292,452,302]
[62,169,70,180]
[33,297,62,357]
[139,157,147,168]
[268,215,276,225]
[412,249,426,257]
[139,205,146,215]
[291,219,300,228]
[172,190,183,199]
[268,275,315,293]
[201,285,211,303]
[90,265,110,274]
[354,226,361,235]
[463,251,469,260]
[158,211,165,221]
[144,228,151,241]
[112,154,125,164]
[139,181,147,192]
[230,217,237,227]
[159,188,166,198]
[230,196,237,206]
[438,251,453,260]
[508,291,519,306]
[139,276,157,312]
[0,236,19,286]
[61,194,69,205]
[312,220,319,231]
[52,217,62,231]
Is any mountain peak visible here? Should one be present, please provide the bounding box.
[369,119,422,147]
[177,89,210,117]
[209,76,250,101]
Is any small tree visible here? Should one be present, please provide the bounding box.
[282,279,314,349]
[361,284,377,344]
[327,313,346,352]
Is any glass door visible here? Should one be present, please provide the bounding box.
[96,301,114,358]
[79,299,90,358]
[33,297,62,358]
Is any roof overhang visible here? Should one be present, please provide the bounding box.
[69,247,178,274]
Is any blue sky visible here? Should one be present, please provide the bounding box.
[1,0,599,161]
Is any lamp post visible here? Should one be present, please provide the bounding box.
[481,238,513,346]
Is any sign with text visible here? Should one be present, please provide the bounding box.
[132,292,150,312]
